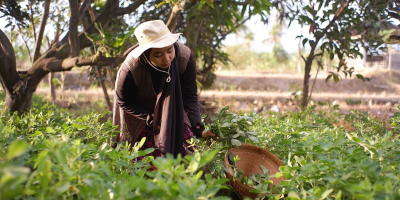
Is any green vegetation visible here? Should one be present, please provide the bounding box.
[1,93,400,199]
[223,44,296,71]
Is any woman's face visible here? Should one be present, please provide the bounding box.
[149,45,175,69]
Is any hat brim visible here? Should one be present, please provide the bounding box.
[130,33,182,58]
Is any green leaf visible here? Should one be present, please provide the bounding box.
[31,131,43,137]
[325,75,332,82]
[360,177,372,190]
[46,127,55,133]
[73,124,88,131]
[54,149,67,165]
[261,0,272,6]
[54,181,70,195]
[248,135,259,143]
[288,191,301,199]
[232,133,241,138]
[335,190,342,200]
[260,165,269,174]
[355,74,365,82]
[6,140,30,160]
[156,1,165,8]
[302,38,308,47]
[321,189,334,199]
[333,74,340,82]
[305,5,314,15]
[247,131,258,136]
[221,122,231,127]
[231,139,242,146]
[138,148,155,156]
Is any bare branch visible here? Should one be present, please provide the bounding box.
[166,0,199,32]
[301,55,306,62]
[87,3,96,21]
[29,2,37,42]
[69,0,80,57]
[43,55,125,72]
[114,0,148,17]
[388,7,400,14]
[166,5,181,32]
[17,24,33,62]
[78,0,92,20]
[388,11,400,21]
[314,53,323,57]
[33,0,51,62]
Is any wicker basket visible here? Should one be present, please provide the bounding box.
[224,144,284,199]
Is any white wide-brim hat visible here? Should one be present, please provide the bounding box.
[130,20,181,58]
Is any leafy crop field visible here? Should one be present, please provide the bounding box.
[1,92,400,200]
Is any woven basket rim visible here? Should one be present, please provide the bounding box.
[223,143,284,198]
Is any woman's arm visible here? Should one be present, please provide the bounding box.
[115,65,151,120]
[180,54,205,138]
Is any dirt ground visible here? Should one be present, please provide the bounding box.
[31,68,400,122]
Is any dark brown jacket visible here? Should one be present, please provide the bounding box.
[112,42,203,146]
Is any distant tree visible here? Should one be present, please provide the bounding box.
[273,0,393,107]
[264,23,290,63]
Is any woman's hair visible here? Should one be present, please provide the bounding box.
[143,48,152,58]
[139,48,152,65]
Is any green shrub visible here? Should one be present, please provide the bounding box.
[2,93,400,200]
[0,95,229,200]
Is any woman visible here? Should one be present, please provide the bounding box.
[112,20,215,159]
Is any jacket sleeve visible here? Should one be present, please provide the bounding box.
[180,54,204,138]
[115,65,151,120]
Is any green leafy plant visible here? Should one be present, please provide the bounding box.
[208,106,259,147]
[0,95,230,200]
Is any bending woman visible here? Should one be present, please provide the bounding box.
[112,20,215,158]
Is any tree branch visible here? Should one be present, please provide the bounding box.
[43,55,125,72]
[29,2,37,43]
[388,7,400,14]
[301,55,306,62]
[17,24,33,62]
[33,0,51,62]
[316,0,353,43]
[0,29,20,94]
[166,0,199,32]
[388,11,400,21]
[69,0,80,57]
[166,5,182,32]
[78,0,92,20]
[314,53,323,57]
[232,0,250,6]
[114,0,148,17]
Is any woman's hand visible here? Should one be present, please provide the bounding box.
[201,130,216,138]
[196,125,216,138]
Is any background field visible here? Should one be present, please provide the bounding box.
[25,68,400,125]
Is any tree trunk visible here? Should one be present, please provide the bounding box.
[49,72,56,101]
[301,58,313,107]
[33,0,51,62]
[106,67,115,88]
[1,0,147,115]
[96,67,113,111]
[69,0,80,57]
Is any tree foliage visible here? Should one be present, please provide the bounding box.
[0,0,273,114]
[272,0,395,107]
